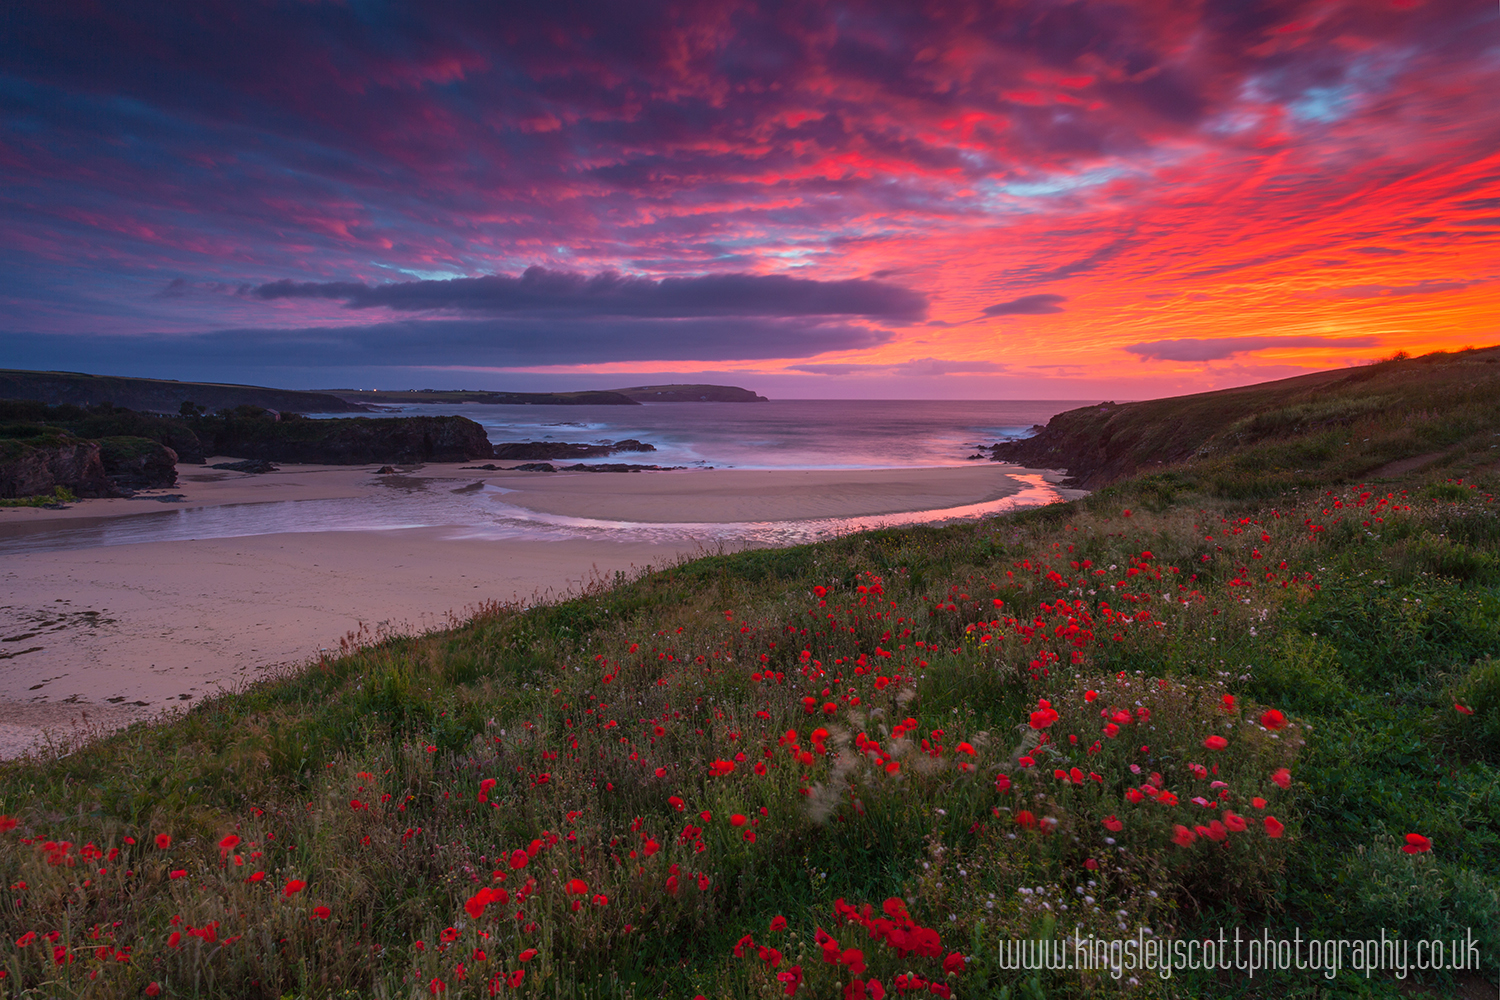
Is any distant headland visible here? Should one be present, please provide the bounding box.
[320,384,769,406]
[0,370,769,413]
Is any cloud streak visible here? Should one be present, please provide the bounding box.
[982,294,1067,316]
[251,267,926,320]
[1124,336,1381,363]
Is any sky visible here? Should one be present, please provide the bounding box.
[1,0,1497,400]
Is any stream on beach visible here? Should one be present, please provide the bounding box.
[0,473,1071,556]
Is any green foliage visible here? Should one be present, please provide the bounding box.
[0,484,76,507]
[1245,631,1352,715]
[1447,658,1500,759]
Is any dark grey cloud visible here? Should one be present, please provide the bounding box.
[982,293,1067,316]
[1,314,892,371]
[1124,335,1379,362]
[251,266,927,320]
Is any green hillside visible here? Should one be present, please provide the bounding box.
[0,360,1495,998]
[995,346,1500,493]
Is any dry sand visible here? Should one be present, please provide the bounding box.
[0,459,1074,757]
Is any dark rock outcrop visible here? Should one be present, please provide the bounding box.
[98,436,179,489]
[492,439,655,460]
[199,411,493,464]
[210,459,279,473]
[0,436,116,498]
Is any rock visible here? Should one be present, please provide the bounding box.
[201,412,493,464]
[511,463,557,472]
[376,465,397,474]
[560,463,682,472]
[492,439,656,460]
[210,459,280,473]
[98,436,179,489]
[0,436,117,498]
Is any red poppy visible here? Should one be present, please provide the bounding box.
[1252,796,1267,809]
[508,849,529,870]
[519,948,538,962]
[592,893,609,906]
[507,970,525,989]
[1171,825,1197,846]
[770,915,787,932]
[840,948,867,975]
[1014,810,1037,830]
[1271,768,1291,790]
[218,834,240,853]
[1259,709,1287,730]
[1029,703,1059,729]
[1202,735,1228,751]
[283,879,306,897]
[155,834,171,849]
[1102,815,1123,832]
[1454,703,1474,715]
[730,814,747,827]
[146,985,161,997]
[567,878,588,895]
[312,906,330,920]
[943,952,965,974]
[1263,816,1285,838]
[668,796,685,811]
[1401,833,1432,854]
[1223,811,1247,832]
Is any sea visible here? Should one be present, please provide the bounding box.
[351,398,1080,470]
[0,399,1091,555]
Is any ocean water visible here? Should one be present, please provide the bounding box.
[1,399,1091,554]
[306,398,1087,469]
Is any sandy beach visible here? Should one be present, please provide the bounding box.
[0,459,1075,757]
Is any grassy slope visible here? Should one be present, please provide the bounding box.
[993,345,1500,492]
[0,359,1497,999]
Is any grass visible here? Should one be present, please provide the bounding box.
[995,345,1500,493]
[0,486,75,508]
[0,361,1497,998]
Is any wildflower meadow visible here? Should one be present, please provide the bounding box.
[0,469,1496,998]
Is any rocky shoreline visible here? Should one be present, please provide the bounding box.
[1,401,688,498]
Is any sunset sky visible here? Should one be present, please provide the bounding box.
[2,0,1496,399]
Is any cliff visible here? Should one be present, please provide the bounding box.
[195,409,494,464]
[0,370,373,414]
[0,430,117,498]
[614,384,768,402]
[990,345,1500,490]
